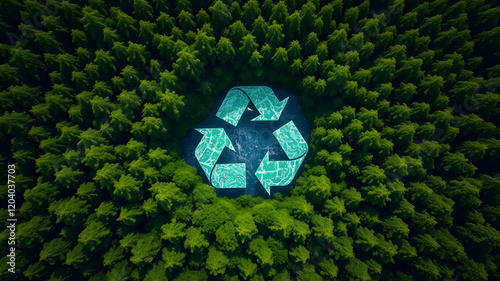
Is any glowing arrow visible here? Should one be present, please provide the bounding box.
[211,163,246,189]
[216,86,288,126]
[273,121,308,159]
[194,128,234,180]
[255,153,306,195]
[216,88,250,126]
[255,121,309,195]
[237,86,289,122]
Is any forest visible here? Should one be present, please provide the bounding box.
[0,0,499,280]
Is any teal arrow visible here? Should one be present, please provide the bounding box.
[237,86,289,122]
[195,128,234,180]
[273,121,308,159]
[216,88,250,126]
[255,121,309,195]
[211,163,246,189]
[200,87,307,194]
[216,86,288,126]
[255,152,306,195]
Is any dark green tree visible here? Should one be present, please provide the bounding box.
[209,1,232,34]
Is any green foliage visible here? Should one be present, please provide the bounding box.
[150,182,187,211]
[39,238,72,265]
[216,221,239,251]
[131,234,162,264]
[78,221,111,251]
[267,21,285,48]
[206,246,229,276]
[162,246,185,271]
[184,226,209,252]
[234,212,257,243]
[17,216,52,248]
[345,258,371,281]
[209,1,232,33]
[248,236,274,266]
[113,174,142,202]
[49,197,89,226]
[2,0,499,280]
[117,203,143,225]
[173,48,204,82]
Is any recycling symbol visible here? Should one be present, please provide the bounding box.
[194,86,309,195]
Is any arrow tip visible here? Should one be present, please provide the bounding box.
[264,185,271,195]
[220,129,235,152]
[226,140,235,152]
[251,96,289,121]
[259,152,270,166]
[256,153,272,195]
[195,127,235,154]
[281,96,290,104]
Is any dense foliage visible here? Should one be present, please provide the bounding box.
[1,0,500,280]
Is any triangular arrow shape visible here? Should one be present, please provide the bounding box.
[216,86,288,126]
[200,87,308,195]
[195,128,234,180]
[237,86,289,122]
[255,152,306,195]
[255,121,309,195]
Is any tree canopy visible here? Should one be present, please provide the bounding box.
[1,0,499,280]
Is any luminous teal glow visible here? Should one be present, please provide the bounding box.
[194,128,234,179]
[255,121,309,194]
[236,86,289,121]
[273,121,308,159]
[211,163,246,189]
[195,86,308,195]
[215,86,289,126]
[216,88,249,126]
[255,152,305,195]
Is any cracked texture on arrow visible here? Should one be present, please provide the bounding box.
[195,128,234,180]
[255,152,305,195]
[255,121,309,195]
[216,88,249,126]
[237,86,289,121]
[195,86,308,195]
[273,121,308,159]
[211,163,246,189]
[216,86,288,126]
